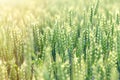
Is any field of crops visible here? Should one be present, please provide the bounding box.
[0,0,120,80]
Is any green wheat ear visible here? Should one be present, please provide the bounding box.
[94,0,99,15]
[116,13,119,25]
[117,30,120,80]
[90,7,93,24]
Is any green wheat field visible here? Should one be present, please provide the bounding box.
[0,0,120,80]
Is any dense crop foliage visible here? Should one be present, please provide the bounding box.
[0,0,120,80]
